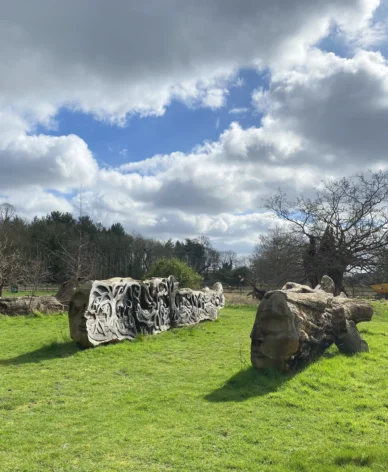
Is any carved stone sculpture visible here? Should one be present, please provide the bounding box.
[251,277,373,370]
[68,276,224,347]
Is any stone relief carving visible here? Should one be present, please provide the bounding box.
[69,276,224,347]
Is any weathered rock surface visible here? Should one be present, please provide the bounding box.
[315,274,335,295]
[0,296,64,315]
[55,278,80,306]
[69,276,225,347]
[251,277,373,370]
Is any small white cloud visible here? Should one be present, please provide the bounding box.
[232,77,245,88]
[201,88,228,109]
[252,87,271,113]
[228,107,249,115]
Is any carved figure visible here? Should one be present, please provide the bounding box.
[69,276,224,347]
[251,276,373,370]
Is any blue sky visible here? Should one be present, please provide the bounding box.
[1,0,388,254]
[37,68,269,169]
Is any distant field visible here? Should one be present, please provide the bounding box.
[2,290,57,298]
[224,291,258,306]
[1,302,387,471]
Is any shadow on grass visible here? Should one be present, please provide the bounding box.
[206,349,345,403]
[0,341,79,366]
[322,350,342,359]
[205,366,295,402]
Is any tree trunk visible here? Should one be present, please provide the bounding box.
[251,281,373,370]
[0,284,3,298]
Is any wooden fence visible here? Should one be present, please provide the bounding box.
[219,285,379,299]
[4,284,381,299]
[4,285,58,293]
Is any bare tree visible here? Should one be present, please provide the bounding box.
[371,247,388,284]
[26,252,51,295]
[218,250,238,270]
[0,203,16,223]
[0,204,24,297]
[18,252,51,312]
[251,226,307,288]
[265,170,388,294]
[54,231,95,281]
[0,237,25,297]
[38,219,96,283]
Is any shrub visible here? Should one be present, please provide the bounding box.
[146,257,202,289]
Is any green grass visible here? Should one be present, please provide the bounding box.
[2,290,57,298]
[0,304,387,471]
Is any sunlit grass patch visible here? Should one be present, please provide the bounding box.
[0,304,387,471]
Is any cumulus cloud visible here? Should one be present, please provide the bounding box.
[0,0,379,124]
[256,48,388,164]
[78,44,388,250]
[0,129,98,191]
[0,0,387,252]
[0,187,73,218]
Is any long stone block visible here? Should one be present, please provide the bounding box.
[68,276,224,347]
[250,279,373,370]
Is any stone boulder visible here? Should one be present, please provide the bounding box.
[55,278,80,306]
[251,277,373,370]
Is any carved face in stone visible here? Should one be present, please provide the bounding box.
[250,291,300,369]
[212,282,223,293]
[318,275,335,295]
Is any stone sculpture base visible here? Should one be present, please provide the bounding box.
[250,279,373,370]
[68,276,224,348]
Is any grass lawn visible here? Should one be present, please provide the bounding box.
[0,304,387,472]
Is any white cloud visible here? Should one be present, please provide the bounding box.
[201,88,228,109]
[0,0,379,124]
[351,19,388,48]
[251,88,271,113]
[260,48,388,164]
[1,0,387,253]
[229,107,249,115]
[0,187,73,219]
[72,45,388,251]
[0,129,97,192]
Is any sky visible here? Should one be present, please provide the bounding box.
[1,0,388,254]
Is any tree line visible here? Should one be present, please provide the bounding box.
[1,170,388,297]
[0,203,248,296]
